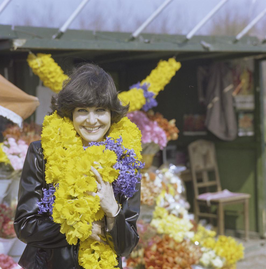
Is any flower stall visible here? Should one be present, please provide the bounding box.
[24,52,246,269]
[2,24,266,267]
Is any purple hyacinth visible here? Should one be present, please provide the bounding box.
[130,82,158,111]
[37,184,56,219]
[89,136,144,198]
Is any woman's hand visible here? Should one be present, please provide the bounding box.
[91,166,119,218]
[89,220,106,243]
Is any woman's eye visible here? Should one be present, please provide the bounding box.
[96,108,106,112]
[77,108,87,112]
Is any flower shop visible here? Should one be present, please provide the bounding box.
[1,24,266,269]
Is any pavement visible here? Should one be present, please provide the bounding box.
[236,238,266,269]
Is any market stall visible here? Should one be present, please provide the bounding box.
[1,24,266,268]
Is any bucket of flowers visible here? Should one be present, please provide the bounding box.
[0,203,16,255]
[0,253,22,269]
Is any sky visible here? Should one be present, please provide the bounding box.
[0,0,266,37]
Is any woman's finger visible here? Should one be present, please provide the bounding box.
[91,166,104,185]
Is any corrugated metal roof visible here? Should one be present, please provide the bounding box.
[1,24,266,63]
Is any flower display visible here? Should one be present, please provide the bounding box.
[140,172,161,206]
[200,248,225,269]
[0,254,22,269]
[0,204,16,239]
[151,206,194,243]
[147,111,179,141]
[144,236,202,269]
[27,53,69,93]
[0,123,42,171]
[40,111,143,269]
[118,58,181,112]
[1,138,28,171]
[127,111,167,149]
[2,122,42,144]
[193,225,244,268]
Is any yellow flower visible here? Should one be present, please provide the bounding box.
[27,53,69,93]
[118,88,146,112]
[151,206,193,243]
[0,143,10,164]
[109,117,142,160]
[214,236,244,266]
[117,58,181,112]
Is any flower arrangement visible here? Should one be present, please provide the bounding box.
[38,111,143,269]
[27,53,69,93]
[150,206,194,243]
[147,111,179,141]
[119,58,181,112]
[1,138,28,171]
[0,123,41,171]
[140,172,161,206]
[0,204,16,239]
[144,236,202,269]
[127,111,167,150]
[0,254,22,269]
[193,225,244,268]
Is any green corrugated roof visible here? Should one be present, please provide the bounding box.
[1,24,266,63]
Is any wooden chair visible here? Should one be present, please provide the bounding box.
[188,139,250,240]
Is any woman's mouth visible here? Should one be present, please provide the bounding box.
[83,126,101,133]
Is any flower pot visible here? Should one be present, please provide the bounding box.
[141,154,156,170]
[0,237,16,255]
[8,238,26,257]
[0,179,12,203]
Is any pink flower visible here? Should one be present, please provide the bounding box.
[0,204,16,239]
[127,111,167,149]
[3,138,28,171]
[0,254,21,269]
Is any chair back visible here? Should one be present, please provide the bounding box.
[188,139,222,197]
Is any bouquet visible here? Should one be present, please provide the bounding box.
[0,122,41,171]
[0,204,16,239]
[147,111,179,141]
[127,111,167,150]
[193,225,244,268]
[144,236,202,269]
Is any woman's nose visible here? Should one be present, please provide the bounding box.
[86,112,97,124]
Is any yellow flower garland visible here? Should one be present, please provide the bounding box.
[118,88,146,113]
[141,58,181,97]
[41,112,142,269]
[27,53,69,93]
[27,53,181,112]
[118,58,181,112]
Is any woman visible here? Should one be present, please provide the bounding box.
[14,63,142,269]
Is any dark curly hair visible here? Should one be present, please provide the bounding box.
[51,63,128,123]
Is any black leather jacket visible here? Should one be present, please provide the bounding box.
[14,141,140,269]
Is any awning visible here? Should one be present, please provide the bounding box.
[0,75,40,127]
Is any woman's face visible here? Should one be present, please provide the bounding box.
[73,107,111,145]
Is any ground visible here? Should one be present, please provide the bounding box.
[236,238,266,269]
